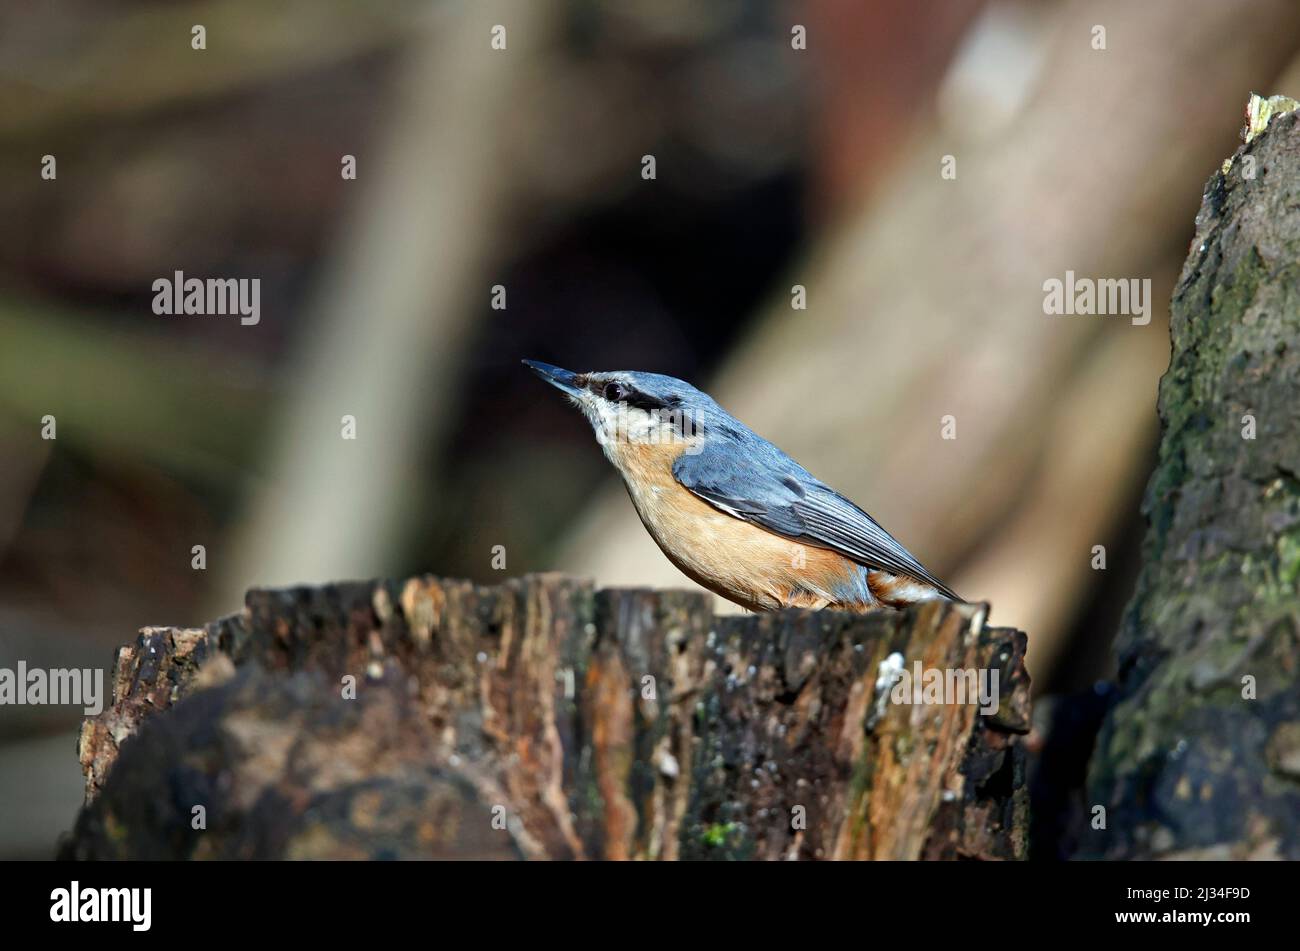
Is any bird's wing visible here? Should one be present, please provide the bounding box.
[672,441,959,599]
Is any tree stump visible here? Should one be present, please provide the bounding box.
[62,575,1030,860]
[1085,99,1300,859]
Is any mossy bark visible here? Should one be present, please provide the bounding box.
[1085,108,1300,859]
[63,575,1029,860]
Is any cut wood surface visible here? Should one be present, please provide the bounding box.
[64,575,1029,860]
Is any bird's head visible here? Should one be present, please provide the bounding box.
[523,360,718,459]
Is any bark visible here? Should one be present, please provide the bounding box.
[63,575,1029,860]
[1084,104,1300,859]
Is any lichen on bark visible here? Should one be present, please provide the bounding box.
[1086,107,1300,859]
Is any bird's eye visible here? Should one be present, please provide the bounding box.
[603,382,628,402]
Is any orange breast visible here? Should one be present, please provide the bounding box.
[608,438,872,612]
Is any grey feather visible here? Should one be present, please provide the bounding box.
[672,431,960,600]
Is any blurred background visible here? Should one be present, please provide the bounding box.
[2,0,1299,859]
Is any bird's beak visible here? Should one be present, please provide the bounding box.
[522,359,583,396]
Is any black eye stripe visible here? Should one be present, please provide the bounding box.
[626,390,668,411]
[591,380,672,411]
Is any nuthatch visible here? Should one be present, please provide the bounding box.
[524,360,959,613]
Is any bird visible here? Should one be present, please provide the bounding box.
[523,360,960,613]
